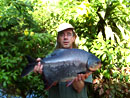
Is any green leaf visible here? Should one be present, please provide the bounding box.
[125,75,129,82]
[104,84,109,89]
[120,74,124,81]
[4,76,8,80]
[113,72,118,78]
[3,81,6,87]
[103,69,110,79]
[108,55,112,61]
[102,53,106,61]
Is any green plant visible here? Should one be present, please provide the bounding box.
[88,33,130,98]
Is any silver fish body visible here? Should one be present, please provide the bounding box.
[21,48,101,90]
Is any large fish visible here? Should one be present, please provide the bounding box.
[21,48,101,90]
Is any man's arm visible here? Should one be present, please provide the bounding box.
[72,72,92,93]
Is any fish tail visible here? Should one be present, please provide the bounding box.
[25,55,36,63]
[21,55,36,77]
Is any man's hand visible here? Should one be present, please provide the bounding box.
[72,72,92,93]
[33,58,43,74]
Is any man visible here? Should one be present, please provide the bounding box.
[34,23,92,98]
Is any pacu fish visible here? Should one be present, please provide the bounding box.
[21,48,101,90]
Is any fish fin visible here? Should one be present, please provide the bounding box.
[45,81,58,90]
[21,64,35,77]
[42,73,56,90]
[66,79,75,87]
[21,56,36,77]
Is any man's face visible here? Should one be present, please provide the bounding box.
[57,28,76,49]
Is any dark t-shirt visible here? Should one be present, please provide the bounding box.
[48,75,92,98]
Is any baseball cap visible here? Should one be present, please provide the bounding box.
[57,23,74,33]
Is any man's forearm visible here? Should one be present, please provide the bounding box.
[72,71,92,93]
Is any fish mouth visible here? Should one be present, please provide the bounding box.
[88,62,102,71]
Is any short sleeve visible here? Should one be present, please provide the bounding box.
[84,74,93,83]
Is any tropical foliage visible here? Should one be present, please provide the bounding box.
[0,0,130,97]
